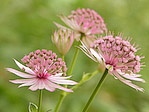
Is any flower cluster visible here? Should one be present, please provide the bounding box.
[54,8,107,48]
[6,8,145,103]
[59,8,107,35]
[6,49,78,92]
[79,34,145,91]
[5,7,146,112]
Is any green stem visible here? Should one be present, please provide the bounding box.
[54,34,84,112]
[68,47,79,76]
[54,55,65,112]
[82,68,108,112]
[54,45,79,112]
[54,94,65,112]
[38,90,42,112]
[61,55,64,61]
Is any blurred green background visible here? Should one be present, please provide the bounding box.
[0,0,149,112]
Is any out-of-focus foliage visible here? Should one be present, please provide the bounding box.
[0,0,149,112]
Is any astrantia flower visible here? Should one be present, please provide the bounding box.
[6,49,78,92]
[55,8,107,47]
[79,34,145,91]
[52,28,75,56]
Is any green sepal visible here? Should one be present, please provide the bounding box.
[66,70,99,95]
[29,102,38,112]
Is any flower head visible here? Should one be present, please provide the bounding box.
[79,34,145,92]
[6,49,78,92]
[52,28,75,56]
[55,8,107,46]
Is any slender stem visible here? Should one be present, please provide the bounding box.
[54,35,83,112]
[61,55,64,61]
[68,47,79,76]
[82,68,108,112]
[54,46,79,112]
[54,94,65,112]
[54,55,65,112]
[38,90,42,112]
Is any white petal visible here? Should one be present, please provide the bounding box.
[43,80,56,92]
[113,71,144,92]
[54,73,63,77]
[78,45,97,62]
[50,75,72,80]
[122,74,145,83]
[47,81,73,92]
[38,79,45,90]
[116,69,145,83]
[6,68,35,78]
[13,59,35,75]
[28,80,39,91]
[129,72,143,78]
[49,78,78,85]
[10,79,35,84]
[90,48,103,63]
[78,41,97,62]
[18,79,38,88]
[116,69,125,75]
[59,15,78,30]
[54,22,70,30]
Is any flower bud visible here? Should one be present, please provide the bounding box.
[52,29,75,56]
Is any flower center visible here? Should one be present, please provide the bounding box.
[106,64,113,71]
[21,49,67,77]
[37,73,48,79]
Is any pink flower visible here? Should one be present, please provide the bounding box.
[55,8,107,47]
[6,49,78,92]
[79,34,145,92]
[51,28,75,56]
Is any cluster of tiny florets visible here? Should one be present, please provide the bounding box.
[21,49,67,77]
[68,8,107,35]
[91,35,144,73]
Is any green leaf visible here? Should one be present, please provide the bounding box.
[68,70,99,94]
[81,72,93,82]
[80,70,100,83]
[29,102,38,112]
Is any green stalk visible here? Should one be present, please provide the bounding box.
[54,55,65,112]
[67,32,84,76]
[38,90,42,112]
[54,94,66,112]
[68,47,79,76]
[54,48,79,112]
[61,55,64,61]
[54,34,83,112]
[82,68,108,112]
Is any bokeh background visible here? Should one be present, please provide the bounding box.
[0,0,149,112]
